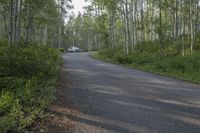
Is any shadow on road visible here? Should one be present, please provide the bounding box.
[47,53,200,133]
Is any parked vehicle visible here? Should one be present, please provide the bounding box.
[67,46,81,52]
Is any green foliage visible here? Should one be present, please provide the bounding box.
[0,44,61,132]
[60,48,65,53]
[96,40,200,83]
[0,91,22,133]
[0,91,15,115]
[0,44,60,77]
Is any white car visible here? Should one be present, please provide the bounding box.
[67,46,81,52]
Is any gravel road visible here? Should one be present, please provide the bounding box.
[63,53,200,133]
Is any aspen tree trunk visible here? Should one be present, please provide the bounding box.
[137,4,141,43]
[170,5,174,40]
[121,3,127,54]
[26,0,30,43]
[94,2,100,48]
[110,10,116,49]
[58,25,62,48]
[141,0,144,41]
[146,1,150,41]
[197,0,200,43]
[98,4,102,49]
[190,0,194,53]
[175,0,178,38]
[130,0,134,50]
[57,0,62,48]
[9,0,14,46]
[14,0,18,44]
[43,24,48,46]
[150,2,154,41]
[87,32,91,52]
[194,0,199,44]
[12,0,16,44]
[159,0,162,52]
[16,0,22,44]
[125,0,130,54]
[181,0,185,56]
[134,0,138,44]
[0,13,2,39]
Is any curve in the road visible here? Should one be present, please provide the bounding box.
[64,53,200,133]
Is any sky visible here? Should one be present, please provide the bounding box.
[72,0,90,15]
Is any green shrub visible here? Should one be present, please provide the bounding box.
[0,91,15,115]
[60,48,65,53]
[0,91,22,133]
[0,43,61,132]
[96,40,200,83]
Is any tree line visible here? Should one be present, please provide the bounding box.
[66,0,200,56]
[0,0,72,47]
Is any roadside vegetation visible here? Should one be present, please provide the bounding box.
[0,42,61,132]
[0,0,72,132]
[94,40,200,83]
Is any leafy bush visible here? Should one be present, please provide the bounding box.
[0,45,60,78]
[0,91,22,133]
[97,40,200,83]
[60,48,65,53]
[0,43,61,132]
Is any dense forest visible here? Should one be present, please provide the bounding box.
[0,0,71,132]
[67,0,200,82]
[68,0,200,54]
[0,0,71,47]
